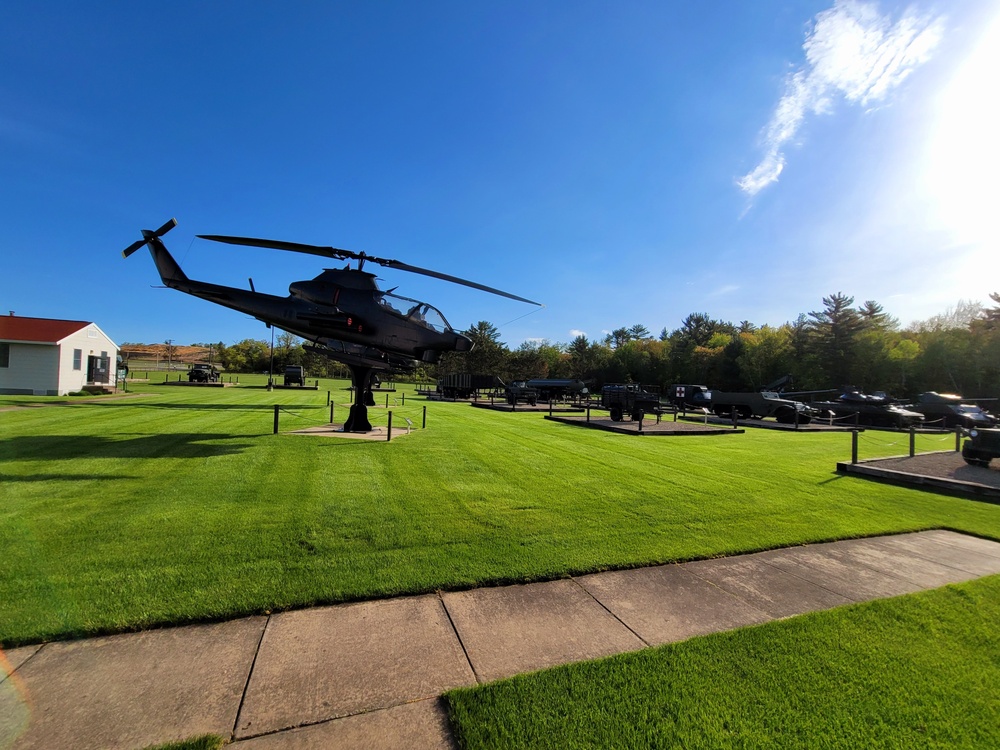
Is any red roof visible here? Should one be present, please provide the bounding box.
[0,315,93,343]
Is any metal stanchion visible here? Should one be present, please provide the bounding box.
[851,430,859,464]
[422,405,427,429]
[909,425,916,457]
[387,411,393,442]
[273,405,280,434]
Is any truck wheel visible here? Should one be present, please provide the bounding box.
[610,406,623,422]
[713,406,729,417]
[738,406,752,420]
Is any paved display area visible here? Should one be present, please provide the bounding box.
[838,450,1000,501]
[3,530,1000,749]
[545,413,744,435]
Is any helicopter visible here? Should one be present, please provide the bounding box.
[122,218,541,431]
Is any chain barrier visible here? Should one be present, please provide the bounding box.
[276,406,330,424]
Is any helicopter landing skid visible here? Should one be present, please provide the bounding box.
[344,364,375,432]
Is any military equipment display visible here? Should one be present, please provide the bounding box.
[436,373,505,399]
[962,428,1000,467]
[520,379,589,402]
[669,384,814,423]
[910,392,996,428]
[122,219,539,431]
[601,383,664,421]
[810,388,924,428]
[505,381,539,406]
[187,364,219,383]
[283,365,306,386]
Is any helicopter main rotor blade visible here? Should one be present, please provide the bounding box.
[380,259,542,306]
[199,233,541,305]
[197,234,357,262]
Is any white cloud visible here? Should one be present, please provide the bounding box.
[569,329,587,338]
[738,0,944,195]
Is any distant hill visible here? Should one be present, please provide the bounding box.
[120,344,215,364]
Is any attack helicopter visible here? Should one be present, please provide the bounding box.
[122,218,540,431]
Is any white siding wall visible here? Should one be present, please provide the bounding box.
[0,343,59,395]
[57,326,118,395]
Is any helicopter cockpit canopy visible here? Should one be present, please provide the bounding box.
[378,291,452,332]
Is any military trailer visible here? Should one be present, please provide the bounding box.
[668,384,813,423]
[601,383,663,421]
[436,373,504,399]
[911,392,996,429]
[187,364,220,383]
[962,428,1000,467]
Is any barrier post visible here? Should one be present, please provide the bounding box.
[402,393,406,405]
[909,425,916,457]
[586,404,590,423]
[955,426,962,452]
[549,400,553,417]
[638,412,644,432]
[386,393,389,408]
[422,405,427,429]
[330,402,334,424]
[851,429,858,464]
[327,390,330,406]
[273,405,279,435]
[387,411,392,442]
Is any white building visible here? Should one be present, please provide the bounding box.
[0,315,119,395]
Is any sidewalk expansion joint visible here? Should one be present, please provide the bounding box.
[570,577,651,648]
[231,613,271,741]
[437,590,482,684]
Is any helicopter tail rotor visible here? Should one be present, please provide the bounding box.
[122,218,178,258]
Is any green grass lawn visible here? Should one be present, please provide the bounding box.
[2,381,998,648]
[446,575,1000,749]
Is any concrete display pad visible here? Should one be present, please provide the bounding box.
[232,699,452,750]
[837,451,1000,501]
[576,564,772,645]
[288,424,414,441]
[442,579,645,683]
[470,402,585,413]
[236,595,474,738]
[5,617,265,750]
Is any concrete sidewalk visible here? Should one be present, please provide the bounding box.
[3,529,1000,749]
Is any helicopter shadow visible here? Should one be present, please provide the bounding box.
[0,433,254,462]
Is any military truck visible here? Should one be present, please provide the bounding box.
[283,365,305,386]
[601,383,663,421]
[187,364,219,383]
[962,428,1000,467]
[505,381,539,406]
[668,384,813,423]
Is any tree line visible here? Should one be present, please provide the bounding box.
[438,292,1000,398]
[197,291,1000,398]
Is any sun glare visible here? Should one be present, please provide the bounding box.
[922,12,1000,255]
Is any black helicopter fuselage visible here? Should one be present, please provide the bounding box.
[132,225,471,366]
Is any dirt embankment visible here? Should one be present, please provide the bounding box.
[120,344,214,364]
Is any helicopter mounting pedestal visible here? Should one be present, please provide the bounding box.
[344,365,376,432]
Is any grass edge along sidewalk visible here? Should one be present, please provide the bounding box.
[446,574,1000,750]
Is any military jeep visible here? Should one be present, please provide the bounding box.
[188,364,219,383]
[962,428,1000,468]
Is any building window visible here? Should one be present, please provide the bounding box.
[0,342,9,368]
[73,348,82,370]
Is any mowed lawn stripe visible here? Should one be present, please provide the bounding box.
[2,382,999,645]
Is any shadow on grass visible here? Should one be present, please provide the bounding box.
[88,401,296,411]
[0,434,254,461]
[0,473,141,482]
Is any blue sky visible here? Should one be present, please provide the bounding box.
[2,0,998,349]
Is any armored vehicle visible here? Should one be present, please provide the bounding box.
[668,384,813,423]
[811,388,924,428]
[601,383,663,421]
[187,364,219,383]
[962,428,1000,467]
[283,365,305,386]
[522,379,589,402]
[911,392,996,429]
